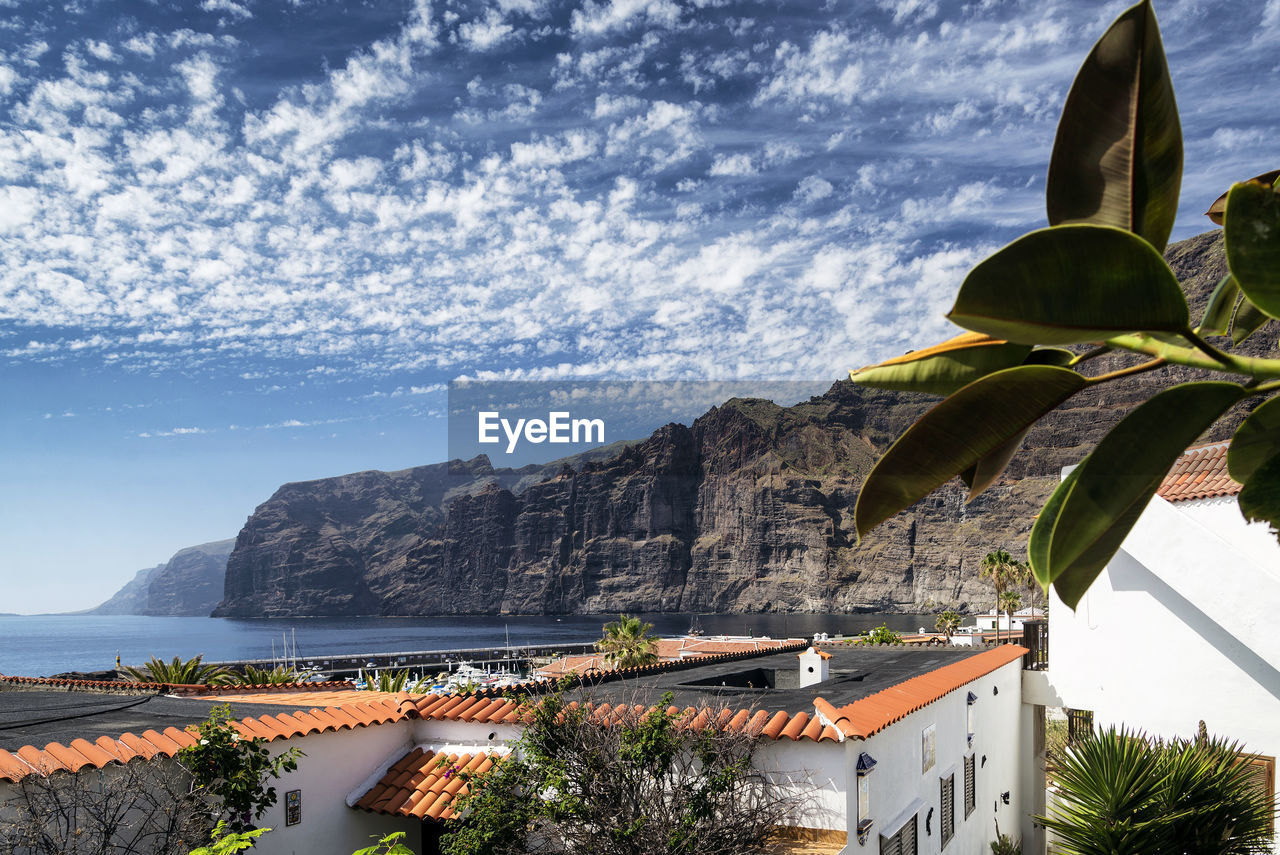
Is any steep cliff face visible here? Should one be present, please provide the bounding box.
[88,539,233,615]
[85,564,164,614]
[143,539,235,616]
[214,230,1276,617]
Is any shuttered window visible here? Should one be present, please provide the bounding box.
[940,772,955,848]
[879,813,917,855]
[964,753,976,819]
[1244,754,1275,836]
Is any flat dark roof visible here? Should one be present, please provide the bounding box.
[0,689,323,752]
[570,644,989,714]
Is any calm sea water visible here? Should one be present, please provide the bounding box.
[0,613,929,677]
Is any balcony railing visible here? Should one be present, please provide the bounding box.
[1022,619,1048,670]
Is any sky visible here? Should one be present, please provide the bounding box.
[1,0,1276,613]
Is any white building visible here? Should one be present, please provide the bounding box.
[1,642,1029,855]
[974,608,1046,634]
[1039,441,1280,848]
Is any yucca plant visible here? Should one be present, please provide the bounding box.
[850,0,1280,611]
[121,654,236,685]
[1039,726,1275,854]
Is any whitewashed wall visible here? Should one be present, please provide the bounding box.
[252,720,420,855]
[755,736,848,832]
[1049,492,1280,764]
[837,659,1024,855]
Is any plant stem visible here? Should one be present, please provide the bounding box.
[1105,334,1280,381]
[1085,358,1166,384]
[1180,328,1241,370]
[1068,345,1112,367]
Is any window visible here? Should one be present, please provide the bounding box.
[940,773,955,848]
[1244,754,1276,837]
[879,814,917,855]
[964,753,976,819]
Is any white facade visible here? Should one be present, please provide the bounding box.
[251,719,419,855]
[1047,487,1280,853]
[975,608,1044,633]
[836,658,1025,855]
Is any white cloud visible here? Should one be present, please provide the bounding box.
[709,153,755,177]
[458,9,515,50]
[571,0,681,36]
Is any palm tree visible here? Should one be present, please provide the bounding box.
[935,609,961,644]
[980,550,1024,643]
[998,590,1022,642]
[596,615,660,669]
[121,654,236,685]
[229,664,301,685]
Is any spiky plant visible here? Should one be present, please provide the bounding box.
[121,654,236,686]
[230,664,301,685]
[1039,725,1275,855]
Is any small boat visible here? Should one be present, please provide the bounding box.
[687,615,705,637]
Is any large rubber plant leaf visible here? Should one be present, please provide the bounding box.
[1231,297,1272,346]
[960,426,1031,501]
[1043,382,1246,608]
[854,365,1085,538]
[1224,180,1280,321]
[1046,0,1181,252]
[849,332,1032,397]
[1205,169,1279,225]
[1228,396,1280,483]
[1238,452,1280,536]
[948,225,1189,345]
[1028,466,1080,591]
[1198,275,1238,336]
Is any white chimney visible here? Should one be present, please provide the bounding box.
[798,646,831,687]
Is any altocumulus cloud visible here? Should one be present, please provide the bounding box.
[0,0,1275,386]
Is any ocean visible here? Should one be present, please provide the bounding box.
[0,612,931,677]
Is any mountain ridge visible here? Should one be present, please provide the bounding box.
[214,230,1275,618]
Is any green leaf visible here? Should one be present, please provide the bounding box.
[1046,0,1182,252]
[1231,297,1271,345]
[948,225,1189,345]
[1028,466,1080,591]
[1238,452,1280,535]
[1022,348,1078,367]
[854,365,1086,538]
[1042,382,1246,608]
[1228,396,1280,483]
[963,426,1031,501]
[1204,169,1279,225]
[1198,275,1239,336]
[1224,180,1280,320]
[849,332,1032,397]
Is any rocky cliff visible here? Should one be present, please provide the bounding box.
[85,564,164,615]
[88,539,234,616]
[214,230,1276,618]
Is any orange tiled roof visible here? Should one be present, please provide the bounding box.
[1157,442,1242,503]
[0,697,407,783]
[188,689,402,707]
[536,638,805,677]
[814,645,1027,740]
[400,692,844,743]
[354,747,497,821]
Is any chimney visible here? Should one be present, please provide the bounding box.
[798,646,831,687]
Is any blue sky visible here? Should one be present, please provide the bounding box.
[1,0,1276,613]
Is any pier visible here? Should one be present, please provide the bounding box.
[204,641,600,680]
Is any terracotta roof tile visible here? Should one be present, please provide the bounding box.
[816,645,1026,740]
[1157,442,1242,503]
[355,748,499,822]
[0,696,412,783]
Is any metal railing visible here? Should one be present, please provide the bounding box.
[1022,619,1048,670]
